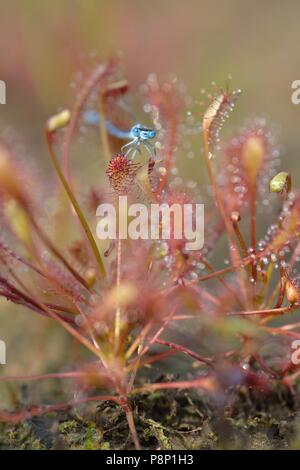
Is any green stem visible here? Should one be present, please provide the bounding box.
[45,130,106,279]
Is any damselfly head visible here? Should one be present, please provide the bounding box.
[131,124,156,140]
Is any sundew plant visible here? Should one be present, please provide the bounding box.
[0,59,300,449]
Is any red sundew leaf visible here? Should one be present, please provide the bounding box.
[0,395,119,424]
[38,260,86,305]
[0,371,86,383]
[144,75,185,181]
[217,366,270,393]
[101,82,133,138]
[219,119,279,214]
[145,75,184,124]
[147,157,159,193]
[259,192,300,257]
[62,59,117,178]
[158,189,194,250]
[106,153,142,194]
[135,375,218,393]
[0,276,75,324]
[103,80,129,98]
[154,339,213,367]
[203,89,241,146]
[243,370,271,393]
[159,188,225,259]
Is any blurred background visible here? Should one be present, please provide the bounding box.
[0,0,300,397]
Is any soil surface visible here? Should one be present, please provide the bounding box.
[1,385,300,450]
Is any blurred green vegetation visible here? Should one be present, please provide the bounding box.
[1,1,300,171]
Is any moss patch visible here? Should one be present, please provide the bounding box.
[0,386,300,450]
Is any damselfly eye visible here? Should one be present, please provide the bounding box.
[148,130,156,139]
[131,125,141,137]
